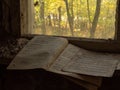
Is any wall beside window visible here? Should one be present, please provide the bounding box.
[0,0,20,38]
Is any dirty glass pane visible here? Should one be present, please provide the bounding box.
[33,0,117,39]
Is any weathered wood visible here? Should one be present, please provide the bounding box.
[9,0,20,37]
[20,0,28,34]
[68,37,120,53]
[20,0,34,35]
[0,0,20,39]
[115,0,120,40]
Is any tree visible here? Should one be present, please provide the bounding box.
[90,0,102,38]
[47,14,52,26]
[64,0,74,36]
[86,0,91,24]
[39,0,46,34]
[58,6,61,30]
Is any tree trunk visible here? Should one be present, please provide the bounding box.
[70,0,74,31]
[64,0,74,36]
[87,0,91,25]
[39,0,46,34]
[58,6,61,30]
[48,14,52,26]
[90,0,101,38]
[53,14,56,27]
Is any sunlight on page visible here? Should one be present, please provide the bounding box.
[7,36,68,69]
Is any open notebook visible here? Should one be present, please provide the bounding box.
[7,36,120,78]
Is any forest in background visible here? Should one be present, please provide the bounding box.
[33,0,116,39]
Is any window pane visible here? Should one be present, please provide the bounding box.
[33,0,117,39]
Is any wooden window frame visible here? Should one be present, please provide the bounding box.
[115,0,120,40]
[20,0,34,35]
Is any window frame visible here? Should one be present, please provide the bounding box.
[115,0,120,40]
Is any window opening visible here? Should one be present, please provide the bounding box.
[32,0,117,39]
